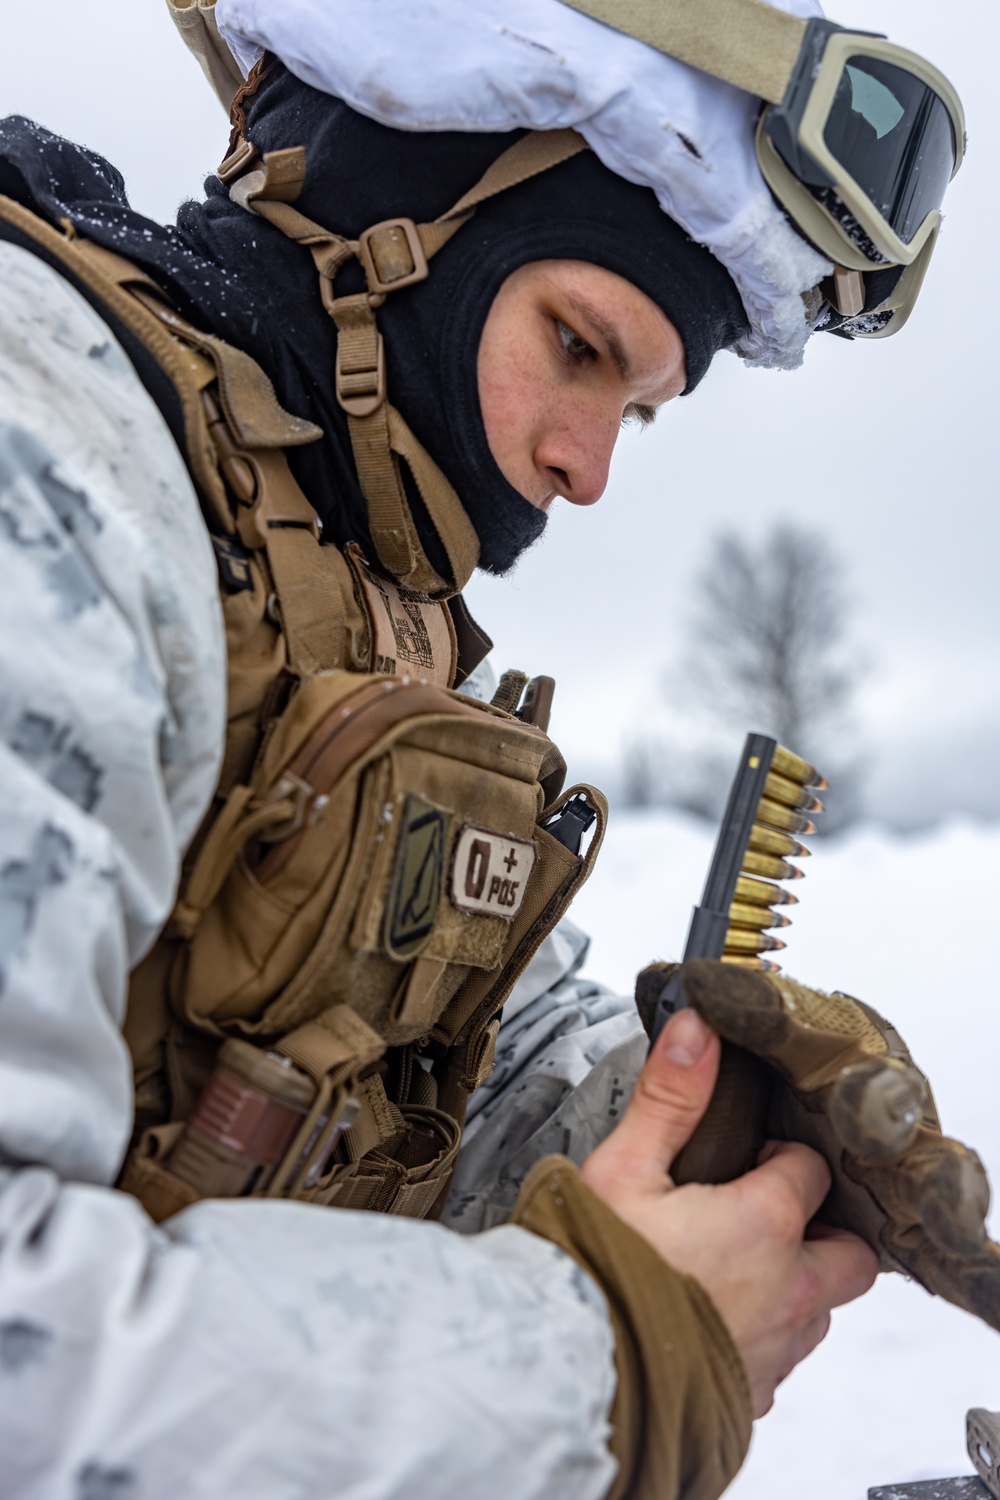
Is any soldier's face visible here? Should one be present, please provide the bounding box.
[477,259,686,510]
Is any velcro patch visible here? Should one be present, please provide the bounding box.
[211,534,256,594]
[349,546,457,687]
[385,795,449,960]
[450,826,536,921]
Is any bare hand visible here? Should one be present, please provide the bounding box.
[580,1008,878,1416]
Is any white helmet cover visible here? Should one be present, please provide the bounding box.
[214,0,833,370]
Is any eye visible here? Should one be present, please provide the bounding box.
[555,319,597,363]
[622,402,658,430]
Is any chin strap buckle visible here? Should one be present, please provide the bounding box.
[325,289,387,418]
[357,218,430,300]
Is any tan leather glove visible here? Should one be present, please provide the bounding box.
[635,959,1000,1332]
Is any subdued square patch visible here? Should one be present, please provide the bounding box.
[450,825,537,921]
[348,546,457,686]
[385,795,449,960]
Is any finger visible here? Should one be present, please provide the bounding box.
[747,1139,833,1229]
[805,1219,877,1250]
[803,1230,879,1310]
[585,1009,720,1190]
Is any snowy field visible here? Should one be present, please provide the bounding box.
[570,809,1000,1500]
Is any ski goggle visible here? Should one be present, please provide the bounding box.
[756,20,965,331]
[562,0,966,335]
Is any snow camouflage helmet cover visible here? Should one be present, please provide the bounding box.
[214,0,834,371]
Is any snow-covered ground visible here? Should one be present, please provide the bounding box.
[570,809,1000,1500]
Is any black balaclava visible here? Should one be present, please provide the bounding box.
[0,64,748,578]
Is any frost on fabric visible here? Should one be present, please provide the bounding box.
[718,194,832,371]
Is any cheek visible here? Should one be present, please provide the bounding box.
[477,321,544,478]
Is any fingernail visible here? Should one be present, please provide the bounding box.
[660,1009,711,1067]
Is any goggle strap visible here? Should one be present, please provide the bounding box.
[558,0,805,105]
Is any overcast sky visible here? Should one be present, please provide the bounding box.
[4,0,996,827]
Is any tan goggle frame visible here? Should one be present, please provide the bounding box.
[559,0,965,334]
[756,32,965,273]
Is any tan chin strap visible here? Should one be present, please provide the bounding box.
[166,0,246,113]
[225,128,587,596]
[556,0,805,106]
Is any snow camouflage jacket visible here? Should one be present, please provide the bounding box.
[0,128,751,1500]
[0,115,617,1230]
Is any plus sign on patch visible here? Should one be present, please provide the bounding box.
[449,825,538,921]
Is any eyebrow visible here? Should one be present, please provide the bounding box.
[563,292,632,382]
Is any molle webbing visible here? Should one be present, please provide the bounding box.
[0,193,610,1231]
[553,0,805,105]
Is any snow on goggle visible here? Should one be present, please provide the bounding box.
[560,0,966,336]
[756,22,964,332]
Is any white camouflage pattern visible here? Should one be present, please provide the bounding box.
[0,242,651,1500]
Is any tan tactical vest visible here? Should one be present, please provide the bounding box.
[0,193,605,1226]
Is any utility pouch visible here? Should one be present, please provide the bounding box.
[121,668,605,1221]
[0,190,609,1226]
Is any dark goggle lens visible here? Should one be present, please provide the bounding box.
[823,57,956,244]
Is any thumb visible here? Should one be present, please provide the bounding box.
[586,1008,720,1195]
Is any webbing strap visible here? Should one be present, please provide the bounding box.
[231,128,587,593]
[166,0,245,113]
[556,0,805,104]
[263,519,355,674]
[418,127,588,257]
[277,1005,384,1086]
[233,128,588,272]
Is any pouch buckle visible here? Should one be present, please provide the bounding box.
[254,770,319,844]
[357,218,429,297]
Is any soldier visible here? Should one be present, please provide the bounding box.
[0,3,993,1498]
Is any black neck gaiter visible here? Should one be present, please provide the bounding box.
[0,71,748,577]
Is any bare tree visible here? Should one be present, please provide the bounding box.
[668,522,865,826]
[684,523,851,747]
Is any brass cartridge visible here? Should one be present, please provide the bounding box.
[747,823,811,860]
[741,850,805,881]
[728,901,791,931]
[755,796,817,836]
[734,874,797,906]
[723,927,786,955]
[771,744,827,788]
[763,769,824,813]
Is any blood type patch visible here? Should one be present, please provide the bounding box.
[450,825,537,920]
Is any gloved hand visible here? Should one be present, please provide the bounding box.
[634,959,1000,1333]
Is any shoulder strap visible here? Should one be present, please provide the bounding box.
[167,0,245,113]
[555,0,805,105]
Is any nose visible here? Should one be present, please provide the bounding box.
[535,420,615,508]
